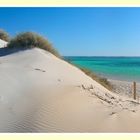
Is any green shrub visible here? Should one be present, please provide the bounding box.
[7,32,60,57]
[0,29,10,42]
[80,67,113,90]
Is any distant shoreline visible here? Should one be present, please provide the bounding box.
[64,56,140,83]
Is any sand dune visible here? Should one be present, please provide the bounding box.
[0,48,140,132]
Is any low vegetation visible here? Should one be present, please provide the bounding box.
[7,32,60,57]
[0,29,10,42]
[80,67,113,90]
[65,60,113,90]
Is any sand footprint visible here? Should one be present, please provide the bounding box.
[34,68,46,72]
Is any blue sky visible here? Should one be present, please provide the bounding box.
[0,7,140,56]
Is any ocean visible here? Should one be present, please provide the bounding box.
[64,56,140,82]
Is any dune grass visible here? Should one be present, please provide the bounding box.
[65,60,113,90]
[80,67,113,90]
[0,29,10,42]
[7,32,60,57]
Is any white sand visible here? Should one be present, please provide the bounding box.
[0,48,140,132]
[109,79,140,98]
[0,39,7,48]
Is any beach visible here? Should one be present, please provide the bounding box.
[1,7,140,133]
[1,47,140,132]
[109,79,140,100]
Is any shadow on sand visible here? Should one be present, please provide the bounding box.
[0,47,30,57]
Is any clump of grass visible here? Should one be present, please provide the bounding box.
[7,32,60,57]
[80,67,113,90]
[0,29,10,42]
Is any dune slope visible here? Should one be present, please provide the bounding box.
[0,48,140,132]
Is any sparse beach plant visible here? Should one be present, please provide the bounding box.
[0,29,10,42]
[65,60,113,90]
[80,67,113,90]
[7,32,60,57]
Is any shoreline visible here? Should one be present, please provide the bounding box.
[109,79,140,98]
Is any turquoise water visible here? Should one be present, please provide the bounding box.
[64,57,140,82]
